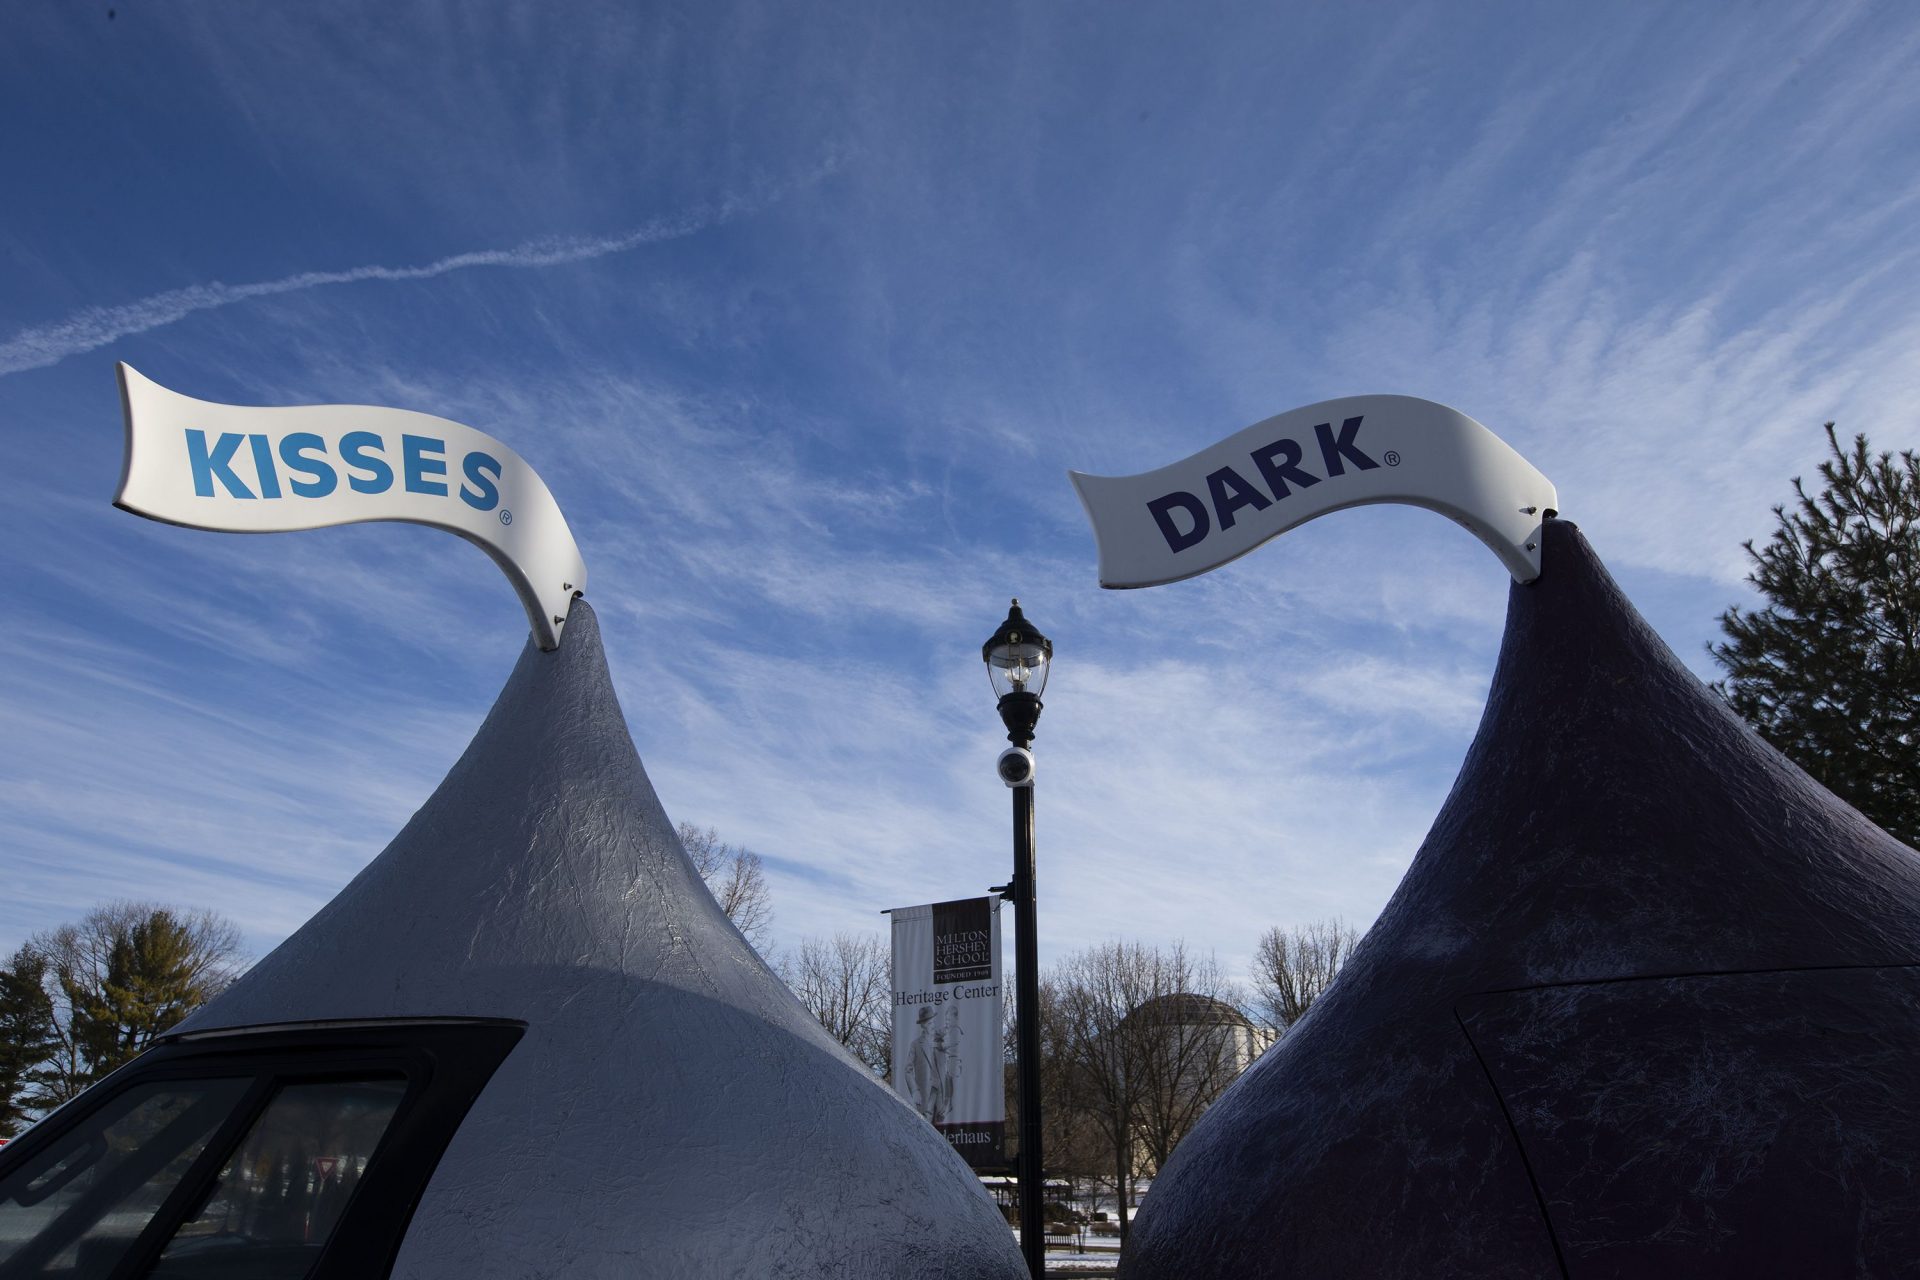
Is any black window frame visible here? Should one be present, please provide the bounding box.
[0,1018,524,1280]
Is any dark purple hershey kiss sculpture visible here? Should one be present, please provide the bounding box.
[1121,520,1920,1279]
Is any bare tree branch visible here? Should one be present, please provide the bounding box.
[779,932,891,1074]
[1126,946,1250,1174]
[1250,917,1358,1035]
[676,822,775,952]
[1043,940,1255,1245]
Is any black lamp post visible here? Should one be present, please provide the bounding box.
[983,599,1051,1278]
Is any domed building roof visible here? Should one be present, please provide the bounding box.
[1121,993,1253,1030]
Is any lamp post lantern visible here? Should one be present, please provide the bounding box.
[983,599,1051,1277]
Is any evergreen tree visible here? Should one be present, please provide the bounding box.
[1712,424,1920,845]
[32,902,244,1102]
[68,911,233,1079]
[0,946,58,1132]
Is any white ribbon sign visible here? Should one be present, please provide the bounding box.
[114,364,588,650]
[1070,395,1558,587]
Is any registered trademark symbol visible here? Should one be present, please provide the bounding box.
[498,509,513,526]
[1384,451,1401,466]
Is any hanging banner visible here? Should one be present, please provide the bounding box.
[1070,394,1558,587]
[113,363,588,650]
[890,897,1005,1168]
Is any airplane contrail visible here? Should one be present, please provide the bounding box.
[0,163,837,378]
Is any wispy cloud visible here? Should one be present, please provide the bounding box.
[0,619,480,954]
[8,0,1920,991]
[0,160,840,378]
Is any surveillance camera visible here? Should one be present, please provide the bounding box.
[996,746,1035,788]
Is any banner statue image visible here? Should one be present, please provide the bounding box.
[113,364,588,650]
[890,897,1005,1168]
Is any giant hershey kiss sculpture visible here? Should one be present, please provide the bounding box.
[173,600,1023,1278]
[1074,399,1920,1277]
[7,370,1026,1278]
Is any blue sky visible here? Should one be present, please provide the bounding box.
[4,2,1918,985]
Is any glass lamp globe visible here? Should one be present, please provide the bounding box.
[982,599,1053,701]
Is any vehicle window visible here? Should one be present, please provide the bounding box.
[147,1077,406,1280]
[0,1078,252,1278]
